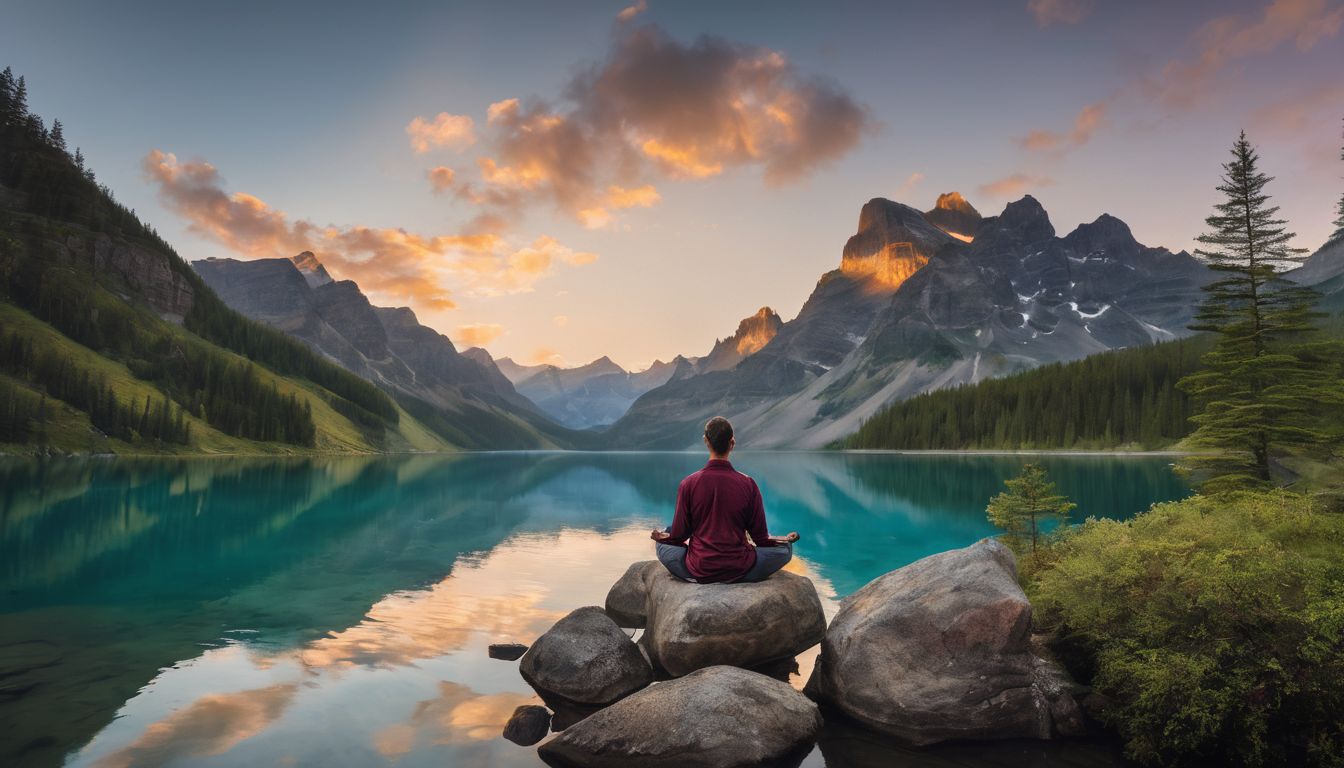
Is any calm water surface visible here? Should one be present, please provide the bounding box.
[0,452,1188,767]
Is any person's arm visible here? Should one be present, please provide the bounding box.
[746,480,800,547]
[651,479,691,545]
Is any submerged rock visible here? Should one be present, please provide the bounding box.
[538,665,821,768]
[488,642,529,661]
[805,538,1084,746]
[640,567,826,677]
[502,705,551,746]
[520,607,652,706]
[604,560,658,628]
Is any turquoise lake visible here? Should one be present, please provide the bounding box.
[0,452,1190,767]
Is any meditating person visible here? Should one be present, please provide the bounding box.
[651,416,800,583]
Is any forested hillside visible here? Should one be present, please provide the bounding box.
[0,67,444,454]
[843,336,1213,450]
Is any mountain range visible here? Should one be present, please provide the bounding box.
[192,254,586,448]
[188,192,1229,451]
[484,306,784,429]
[605,193,1214,448]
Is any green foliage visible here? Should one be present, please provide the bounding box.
[985,463,1075,553]
[1178,132,1343,489]
[0,330,190,445]
[845,336,1209,450]
[0,375,39,442]
[1027,492,1344,767]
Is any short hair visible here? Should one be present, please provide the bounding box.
[704,416,734,455]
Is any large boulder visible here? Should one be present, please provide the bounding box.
[538,666,822,768]
[641,567,826,677]
[520,607,652,706]
[805,538,1083,745]
[604,560,658,628]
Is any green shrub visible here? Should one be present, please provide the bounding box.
[1026,491,1344,767]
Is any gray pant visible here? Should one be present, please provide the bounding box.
[655,541,792,583]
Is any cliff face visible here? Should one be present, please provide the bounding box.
[696,307,783,373]
[839,199,953,290]
[56,233,195,322]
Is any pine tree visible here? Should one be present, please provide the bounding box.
[1334,119,1344,243]
[1177,132,1329,489]
[986,463,1076,554]
[49,118,66,154]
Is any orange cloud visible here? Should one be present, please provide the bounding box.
[406,112,476,153]
[454,323,504,347]
[1017,102,1106,153]
[978,173,1054,199]
[426,166,455,193]
[528,347,565,366]
[430,23,870,229]
[1152,0,1344,108]
[1027,0,1095,26]
[616,0,647,23]
[95,684,298,768]
[552,315,569,327]
[144,150,595,308]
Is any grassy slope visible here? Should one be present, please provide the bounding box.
[0,301,455,455]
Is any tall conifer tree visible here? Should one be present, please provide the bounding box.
[1178,132,1330,488]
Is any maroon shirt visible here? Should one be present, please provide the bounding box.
[665,458,779,583]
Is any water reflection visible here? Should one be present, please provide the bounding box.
[0,452,1185,767]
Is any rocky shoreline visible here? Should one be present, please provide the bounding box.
[491,538,1090,767]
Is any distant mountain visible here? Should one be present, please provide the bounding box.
[493,353,679,430]
[193,255,586,449]
[608,193,1212,449]
[1288,235,1344,289]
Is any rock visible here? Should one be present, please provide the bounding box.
[603,560,658,627]
[520,607,652,706]
[537,666,821,768]
[488,642,528,661]
[502,705,551,746]
[641,568,826,677]
[805,538,1084,746]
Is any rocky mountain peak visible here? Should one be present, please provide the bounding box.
[291,251,333,288]
[933,191,976,214]
[974,195,1055,250]
[925,192,982,242]
[733,307,783,356]
[842,198,954,289]
[1062,214,1141,260]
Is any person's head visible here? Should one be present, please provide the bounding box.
[703,416,734,458]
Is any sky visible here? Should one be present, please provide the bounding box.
[4,0,1342,370]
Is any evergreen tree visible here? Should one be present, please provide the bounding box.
[49,118,66,154]
[1335,119,1344,243]
[986,463,1076,554]
[1178,132,1331,489]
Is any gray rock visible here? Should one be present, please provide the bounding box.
[520,607,652,706]
[538,665,821,768]
[603,560,658,628]
[488,642,528,661]
[641,568,826,677]
[805,538,1084,746]
[502,705,551,746]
